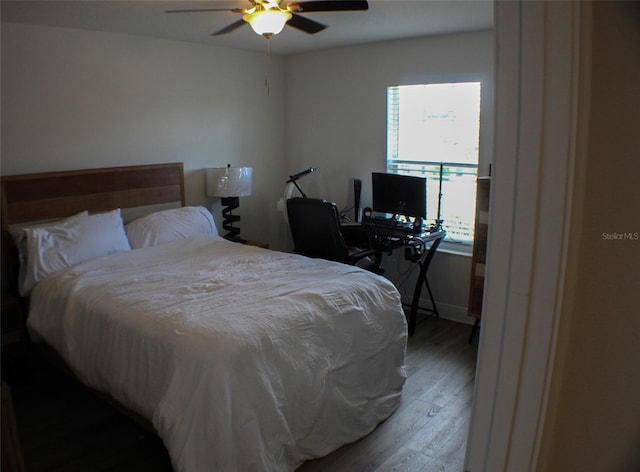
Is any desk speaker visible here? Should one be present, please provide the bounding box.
[413,217,423,234]
[354,179,362,222]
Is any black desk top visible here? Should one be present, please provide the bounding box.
[342,221,445,250]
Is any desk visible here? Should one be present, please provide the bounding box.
[342,223,446,335]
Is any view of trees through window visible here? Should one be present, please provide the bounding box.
[386,82,481,244]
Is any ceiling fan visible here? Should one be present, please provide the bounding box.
[165,0,369,38]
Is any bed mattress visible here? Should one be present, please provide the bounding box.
[27,235,407,471]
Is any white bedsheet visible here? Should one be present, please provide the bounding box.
[27,235,407,471]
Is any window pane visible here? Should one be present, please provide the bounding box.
[390,83,481,165]
[438,166,478,243]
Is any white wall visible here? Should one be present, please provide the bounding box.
[1,24,494,321]
[284,31,494,320]
[1,23,288,249]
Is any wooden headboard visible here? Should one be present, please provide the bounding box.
[1,162,185,294]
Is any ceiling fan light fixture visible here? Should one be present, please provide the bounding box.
[243,8,292,37]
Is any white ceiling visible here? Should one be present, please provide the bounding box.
[1,0,494,56]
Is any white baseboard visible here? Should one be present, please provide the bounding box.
[403,298,475,326]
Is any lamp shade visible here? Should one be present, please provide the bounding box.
[243,9,291,36]
[206,167,253,198]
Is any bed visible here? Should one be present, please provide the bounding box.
[1,163,408,472]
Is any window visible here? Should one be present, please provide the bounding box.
[386,82,481,244]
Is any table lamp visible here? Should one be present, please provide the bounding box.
[206,165,253,242]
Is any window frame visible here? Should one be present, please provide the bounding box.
[385,82,481,247]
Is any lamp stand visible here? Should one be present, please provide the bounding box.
[220,197,245,243]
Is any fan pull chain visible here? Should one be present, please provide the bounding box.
[264,35,271,96]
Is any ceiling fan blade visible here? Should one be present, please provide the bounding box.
[287,13,327,34]
[165,8,243,14]
[289,0,368,13]
[211,19,248,36]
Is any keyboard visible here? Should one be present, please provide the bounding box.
[363,216,418,236]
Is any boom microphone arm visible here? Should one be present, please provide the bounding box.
[286,167,317,198]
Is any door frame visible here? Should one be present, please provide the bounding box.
[465,2,590,470]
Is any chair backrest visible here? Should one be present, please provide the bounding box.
[286,197,350,263]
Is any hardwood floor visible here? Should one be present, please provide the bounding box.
[3,316,477,472]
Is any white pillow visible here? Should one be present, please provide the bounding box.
[22,209,131,296]
[9,211,89,297]
[125,206,218,249]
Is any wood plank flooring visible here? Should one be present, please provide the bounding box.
[3,316,477,472]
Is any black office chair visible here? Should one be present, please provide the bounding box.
[286,197,380,272]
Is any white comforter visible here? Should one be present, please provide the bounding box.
[27,235,407,472]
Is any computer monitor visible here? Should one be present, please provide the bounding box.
[372,172,427,220]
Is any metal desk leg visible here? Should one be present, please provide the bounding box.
[408,236,443,335]
[424,277,440,319]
